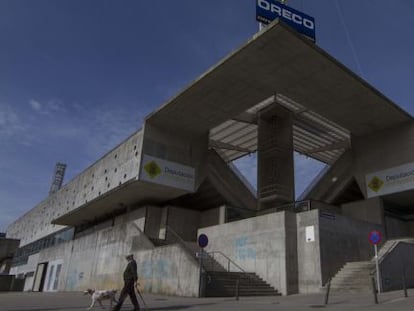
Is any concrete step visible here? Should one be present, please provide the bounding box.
[205,271,279,297]
[329,260,374,293]
[331,287,372,293]
[333,273,373,279]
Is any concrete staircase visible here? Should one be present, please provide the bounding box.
[330,238,414,293]
[205,271,280,297]
[184,242,279,296]
[158,228,279,297]
[330,261,375,292]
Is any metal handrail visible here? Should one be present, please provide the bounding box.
[207,251,247,273]
[369,239,414,276]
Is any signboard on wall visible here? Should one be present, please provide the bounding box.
[256,0,316,41]
[366,162,414,198]
[139,154,195,192]
[305,226,315,243]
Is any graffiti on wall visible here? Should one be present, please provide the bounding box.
[141,259,173,280]
[234,236,256,260]
[65,269,85,291]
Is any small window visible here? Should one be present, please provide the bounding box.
[114,168,117,173]
[124,174,127,179]
[115,154,117,159]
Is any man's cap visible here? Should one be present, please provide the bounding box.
[126,254,134,259]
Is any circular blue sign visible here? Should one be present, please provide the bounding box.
[368,230,382,245]
[198,234,208,248]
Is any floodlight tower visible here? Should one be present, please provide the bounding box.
[49,162,67,195]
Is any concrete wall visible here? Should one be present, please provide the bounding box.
[6,131,143,246]
[13,207,200,297]
[0,275,14,291]
[296,210,321,293]
[342,197,384,225]
[0,238,20,273]
[138,244,199,297]
[319,211,384,285]
[385,216,409,238]
[142,123,209,190]
[166,206,200,242]
[199,211,296,295]
[145,206,163,239]
[380,242,414,291]
[9,253,40,291]
[200,206,224,228]
[353,122,414,195]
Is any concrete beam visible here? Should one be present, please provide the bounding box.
[307,140,350,154]
[209,139,252,153]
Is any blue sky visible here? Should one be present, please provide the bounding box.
[1,0,413,232]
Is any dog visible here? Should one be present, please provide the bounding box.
[83,289,118,310]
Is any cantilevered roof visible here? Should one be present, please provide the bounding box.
[52,180,188,227]
[145,20,412,164]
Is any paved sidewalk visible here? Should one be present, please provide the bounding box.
[0,289,413,311]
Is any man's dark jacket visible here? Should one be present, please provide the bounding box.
[123,259,138,281]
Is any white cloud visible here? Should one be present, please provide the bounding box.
[29,98,66,115]
[29,99,42,111]
[47,98,65,112]
[0,104,25,139]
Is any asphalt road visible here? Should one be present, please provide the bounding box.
[0,289,413,311]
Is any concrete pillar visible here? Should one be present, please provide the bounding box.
[257,104,294,210]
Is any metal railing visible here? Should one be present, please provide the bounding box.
[207,251,247,273]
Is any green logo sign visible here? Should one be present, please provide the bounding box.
[368,176,384,193]
[144,161,161,179]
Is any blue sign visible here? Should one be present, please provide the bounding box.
[256,0,316,41]
[368,230,382,245]
[198,234,208,248]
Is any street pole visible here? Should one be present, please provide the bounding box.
[374,244,381,293]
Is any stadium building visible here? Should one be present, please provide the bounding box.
[2,19,414,296]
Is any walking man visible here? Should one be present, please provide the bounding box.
[112,254,140,311]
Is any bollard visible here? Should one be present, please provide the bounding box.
[402,273,408,298]
[371,277,378,304]
[324,279,331,305]
[235,278,240,301]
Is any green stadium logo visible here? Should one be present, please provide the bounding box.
[368,176,384,193]
[144,161,161,179]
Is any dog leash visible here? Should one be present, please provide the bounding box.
[135,283,148,310]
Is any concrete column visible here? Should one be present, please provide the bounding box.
[258,104,294,210]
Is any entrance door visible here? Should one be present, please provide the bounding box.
[32,262,48,292]
[44,260,63,292]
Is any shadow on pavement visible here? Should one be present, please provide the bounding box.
[5,308,87,311]
[146,303,217,310]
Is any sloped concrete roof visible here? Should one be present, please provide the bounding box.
[146,20,411,164]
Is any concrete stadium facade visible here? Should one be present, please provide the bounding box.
[3,21,414,296]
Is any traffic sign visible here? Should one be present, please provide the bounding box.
[368,230,382,245]
[198,234,208,248]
